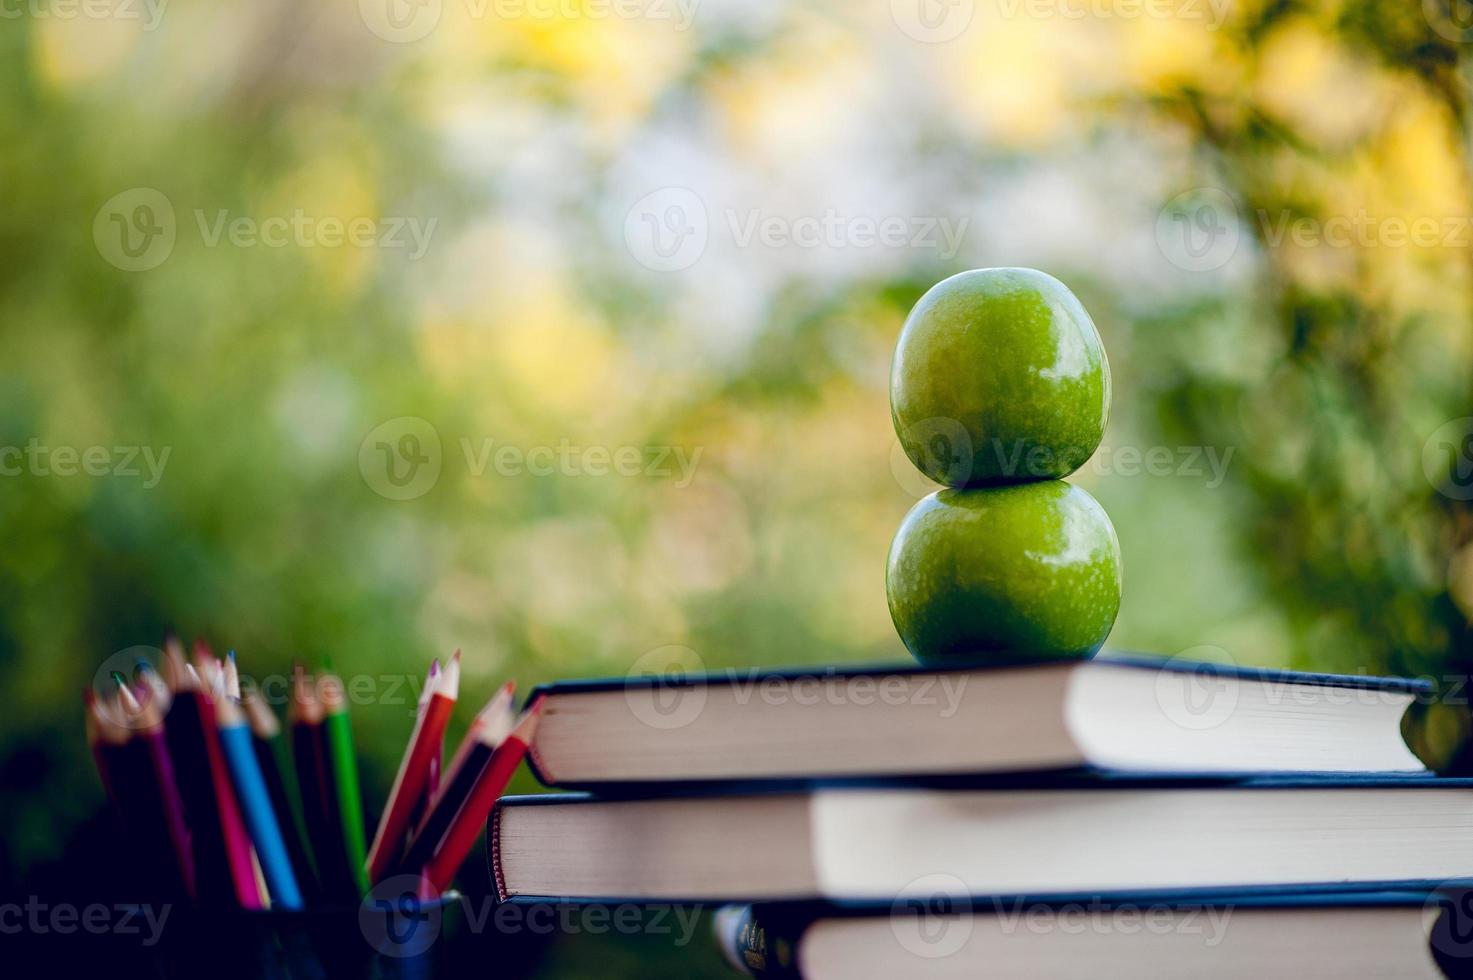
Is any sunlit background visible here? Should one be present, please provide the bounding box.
[4,0,1473,974]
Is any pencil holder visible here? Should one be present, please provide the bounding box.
[148,893,468,980]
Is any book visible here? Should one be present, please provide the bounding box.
[711,892,1473,979]
[523,655,1429,786]
[489,781,1473,903]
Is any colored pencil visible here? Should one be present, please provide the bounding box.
[216,690,304,910]
[319,665,369,897]
[192,658,264,910]
[418,697,543,897]
[397,681,516,878]
[84,688,120,810]
[224,650,241,700]
[438,680,516,805]
[134,658,169,708]
[366,652,460,884]
[118,682,196,899]
[424,754,440,818]
[242,687,320,900]
[89,687,192,899]
[407,660,441,830]
[87,636,530,909]
[291,663,357,902]
[160,639,237,906]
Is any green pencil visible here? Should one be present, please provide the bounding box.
[319,666,369,897]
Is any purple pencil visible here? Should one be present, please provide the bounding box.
[121,684,197,899]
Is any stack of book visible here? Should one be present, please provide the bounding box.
[493,654,1473,977]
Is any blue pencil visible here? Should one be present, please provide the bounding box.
[216,690,304,910]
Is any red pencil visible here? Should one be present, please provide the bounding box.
[366,652,460,883]
[397,682,515,878]
[418,697,543,897]
[433,680,516,813]
[192,659,264,909]
[408,660,441,830]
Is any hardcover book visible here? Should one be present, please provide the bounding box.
[490,781,1473,903]
[710,892,1473,979]
[524,655,1429,786]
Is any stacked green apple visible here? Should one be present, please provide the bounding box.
[887,268,1122,665]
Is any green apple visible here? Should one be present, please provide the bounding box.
[887,482,1121,663]
[891,268,1110,486]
